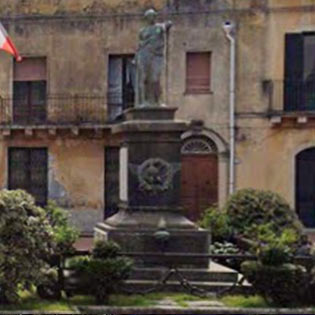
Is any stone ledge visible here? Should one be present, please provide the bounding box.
[77,306,315,315]
[0,311,80,315]
[124,107,178,121]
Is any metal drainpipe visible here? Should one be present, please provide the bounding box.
[223,22,236,195]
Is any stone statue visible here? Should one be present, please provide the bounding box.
[135,9,172,108]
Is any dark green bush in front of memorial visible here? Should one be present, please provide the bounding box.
[225,189,304,247]
[241,227,315,306]
[69,240,133,304]
[200,190,304,249]
[241,260,308,306]
[92,239,121,259]
[0,190,54,304]
[199,206,232,242]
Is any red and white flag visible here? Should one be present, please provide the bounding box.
[0,22,22,62]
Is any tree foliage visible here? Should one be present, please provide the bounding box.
[45,201,79,257]
[0,190,54,304]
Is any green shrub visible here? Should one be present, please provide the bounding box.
[70,241,133,304]
[199,206,232,241]
[241,261,307,306]
[210,241,242,270]
[258,244,292,266]
[66,256,90,270]
[45,201,79,257]
[81,257,133,303]
[225,189,303,244]
[210,241,240,255]
[0,190,54,304]
[92,240,120,259]
[35,202,79,301]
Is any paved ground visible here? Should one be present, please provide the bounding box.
[74,236,93,251]
[77,305,315,314]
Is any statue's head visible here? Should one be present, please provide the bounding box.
[144,9,158,24]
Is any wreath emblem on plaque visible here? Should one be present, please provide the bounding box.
[138,158,173,193]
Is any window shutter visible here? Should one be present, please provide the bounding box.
[186,52,211,93]
[108,56,123,105]
[108,56,123,120]
[14,58,46,81]
[123,57,136,109]
[284,33,304,110]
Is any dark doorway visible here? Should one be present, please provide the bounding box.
[105,147,120,219]
[296,148,315,227]
[8,148,48,206]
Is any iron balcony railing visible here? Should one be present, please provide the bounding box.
[268,80,315,113]
[0,94,135,126]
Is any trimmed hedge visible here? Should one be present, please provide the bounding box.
[225,189,303,241]
[242,261,307,306]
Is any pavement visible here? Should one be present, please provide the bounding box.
[77,305,315,314]
[74,236,93,251]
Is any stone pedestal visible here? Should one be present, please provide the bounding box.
[95,107,210,268]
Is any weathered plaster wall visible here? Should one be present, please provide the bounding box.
[0,0,237,15]
[0,0,236,140]
[0,133,121,233]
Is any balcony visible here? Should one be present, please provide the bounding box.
[268,80,315,125]
[0,94,137,128]
[0,95,109,126]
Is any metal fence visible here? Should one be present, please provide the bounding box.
[0,95,110,125]
[269,80,315,113]
[54,250,315,298]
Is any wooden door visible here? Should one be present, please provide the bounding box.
[181,154,218,221]
[296,148,315,227]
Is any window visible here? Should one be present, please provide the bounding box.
[186,52,211,93]
[104,147,119,219]
[107,55,135,121]
[284,33,315,111]
[13,57,47,124]
[296,147,315,227]
[8,148,48,206]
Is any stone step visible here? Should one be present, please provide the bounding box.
[129,266,238,283]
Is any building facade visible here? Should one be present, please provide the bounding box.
[0,0,314,233]
[236,0,315,229]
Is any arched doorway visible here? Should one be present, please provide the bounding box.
[296,147,315,227]
[181,137,218,221]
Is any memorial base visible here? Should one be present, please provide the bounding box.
[94,106,211,269]
[95,221,210,268]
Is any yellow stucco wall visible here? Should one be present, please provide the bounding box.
[0,132,120,232]
[235,1,315,210]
